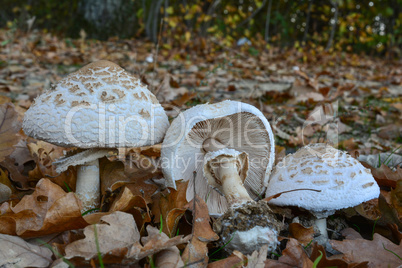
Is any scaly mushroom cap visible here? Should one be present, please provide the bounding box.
[161,100,275,215]
[23,60,169,148]
[266,143,380,218]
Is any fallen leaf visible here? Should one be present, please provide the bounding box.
[27,141,76,191]
[354,198,381,221]
[362,163,402,188]
[109,187,151,231]
[289,222,314,246]
[181,195,219,267]
[390,180,402,216]
[100,157,159,202]
[245,244,269,268]
[378,194,402,229]
[152,180,189,236]
[0,178,88,237]
[265,238,313,268]
[172,91,197,106]
[142,226,186,268]
[331,230,402,267]
[0,103,21,162]
[275,145,286,165]
[207,252,244,268]
[156,74,188,103]
[134,225,190,260]
[0,233,53,267]
[310,243,368,268]
[59,212,191,266]
[0,168,14,201]
[65,211,140,260]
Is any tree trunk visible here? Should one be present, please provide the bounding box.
[201,0,221,37]
[325,0,339,51]
[302,0,313,46]
[78,0,137,40]
[145,0,163,42]
[264,0,273,42]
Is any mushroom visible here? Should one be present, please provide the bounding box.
[265,143,380,240]
[162,100,275,214]
[162,100,281,253]
[23,60,169,212]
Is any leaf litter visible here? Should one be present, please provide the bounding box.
[0,29,401,266]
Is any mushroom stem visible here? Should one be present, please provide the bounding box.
[76,159,100,212]
[218,158,253,207]
[204,150,253,207]
[314,217,328,239]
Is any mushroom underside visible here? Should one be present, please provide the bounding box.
[176,112,273,214]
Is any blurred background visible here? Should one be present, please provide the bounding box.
[1,0,401,57]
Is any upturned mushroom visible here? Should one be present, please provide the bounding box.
[23,60,169,212]
[265,143,380,240]
[162,100,275,214]
[162,100,281,253]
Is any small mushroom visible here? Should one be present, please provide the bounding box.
[162,100,275,215]
[23,60,169,212]
[265,143,380,240]
[162,100,281,254]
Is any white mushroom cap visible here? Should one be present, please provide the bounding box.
[161,100,275,215]
[266,143,380,218]
[23,60,169,148]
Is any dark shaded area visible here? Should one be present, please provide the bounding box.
[0,0,400,56]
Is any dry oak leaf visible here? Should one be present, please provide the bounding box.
[0,233,53,267]
[391,179,402,217]
[0,178,87,237]
[141,225,186,268]
[181,195,219,268]
[330,228,402,268]
[64,211,140,261]
[109,186,152,231]
[0,140,33,190]
[0,168,14,202]
[289,222,315,246]
[362,163,402,188]
[62,212,191,266]
[245,244,270,268]
[208,246,267,268]
[207,253,244,268]
[124,225,190,264]
[265,238,313,268]
[152,245,184,268]
[0,103,21,162]
[100,158,159,202]
[152,180,189,237]
[310,243,368,268]
[27,141,76,191]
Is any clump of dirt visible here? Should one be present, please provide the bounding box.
[213,201,282,253]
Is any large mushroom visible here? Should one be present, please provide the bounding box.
[23,60,169,212]
[162,100,281,253]
[265,143,380,240]
[162,100,275,214]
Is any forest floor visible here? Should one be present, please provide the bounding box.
[0,29,401,267]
